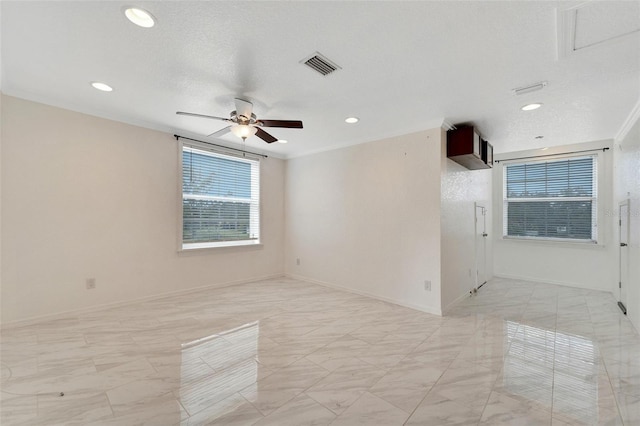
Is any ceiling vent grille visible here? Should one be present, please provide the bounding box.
[513,81,548,95]
[301,52,341,76]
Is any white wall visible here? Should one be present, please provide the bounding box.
[440,128,492,311]
[0,93,3,324]
[492,140,616,292]
[614,117,640,330]
[285,129,443,315]
[1,95,285,324]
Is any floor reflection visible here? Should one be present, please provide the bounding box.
[179,321,260,417]
[1,277,636,424]
[504,320,601,422]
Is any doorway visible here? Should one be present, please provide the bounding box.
[619,200,630,315]
[474,203,488,293]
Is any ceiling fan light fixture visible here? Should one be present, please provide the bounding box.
[177,98,302,144]
[345,117,359,124]
[521,103,542,111]
[231,124,258,139]
[124,7,156,28]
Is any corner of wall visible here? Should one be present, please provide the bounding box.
[492,140,617,293]
[284,128,444,316]
[439,127,493,312]
[614,117,640,332]
[1,96,287,323]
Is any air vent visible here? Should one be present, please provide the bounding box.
[301,52,341,76]
[513,81,547,96]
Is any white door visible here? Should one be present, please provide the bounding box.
[475,203,488,291]
[619,201,630,314]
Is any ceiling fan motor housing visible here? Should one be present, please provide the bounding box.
[176,97,302,144]
[231,111,257,125]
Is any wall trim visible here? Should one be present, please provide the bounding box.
[616,98,640,143]
[493,273,615,294]
[1,273,285,329]
[284,121,444,160]
[285,273,442,316]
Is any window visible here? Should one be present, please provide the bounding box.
[503,155,597,243]
[181,144,260,249]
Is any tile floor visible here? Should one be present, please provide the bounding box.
[1,277,639,425]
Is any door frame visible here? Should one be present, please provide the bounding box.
[474,202,488,293]
[618,199,630,315]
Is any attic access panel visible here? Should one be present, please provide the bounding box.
[558,2,640,58]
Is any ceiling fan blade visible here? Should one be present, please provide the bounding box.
[208,126,231,138]
[177,111,230,122]
[255,127,279,144]
[234,98,253,121]
[257,119,303,129]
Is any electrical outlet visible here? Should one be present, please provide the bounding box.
[424,280,431,291]
[296,258,300,266]
[86,278,96,290]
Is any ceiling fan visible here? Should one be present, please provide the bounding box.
[177,98,303,143]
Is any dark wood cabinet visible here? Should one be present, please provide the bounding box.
[447,126,492,170]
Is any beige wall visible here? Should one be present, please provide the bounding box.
[1,95,285,324]
[0,93,3,323]
[2,93,632,324]
[614,117,640,330]
[285,129,443,315]
[440,128,492,311]
[492,140,616,292]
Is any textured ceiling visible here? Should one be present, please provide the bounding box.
[2,1,639,158]
[573,1,640,50]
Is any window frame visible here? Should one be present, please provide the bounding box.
[501,153,600,244]
[178,141,261,251]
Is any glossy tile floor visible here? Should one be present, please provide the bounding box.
[1,277,639,425]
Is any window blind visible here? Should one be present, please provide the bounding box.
[503,155,597,242]
[182,145,260,248]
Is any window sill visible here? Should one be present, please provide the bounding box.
[500,237,605,250]
[179,240,262,253]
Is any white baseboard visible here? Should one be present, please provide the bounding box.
[286,273,442,316]
[493,273,614,294]
[1,273,285,329]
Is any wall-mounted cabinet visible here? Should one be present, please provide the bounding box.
[482,139,493,168]
[447,126,492,170]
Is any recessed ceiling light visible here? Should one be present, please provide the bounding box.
[90,81,113,92]
[521,103,542,111]
[541,147,549,150]
[124,7,155,28]
[345,117,359,124]
[277,139,288,144]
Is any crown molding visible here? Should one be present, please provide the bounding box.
[615,98,640,142]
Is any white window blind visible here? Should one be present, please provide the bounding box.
[182,145,260,249]
[503,155,597,242]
